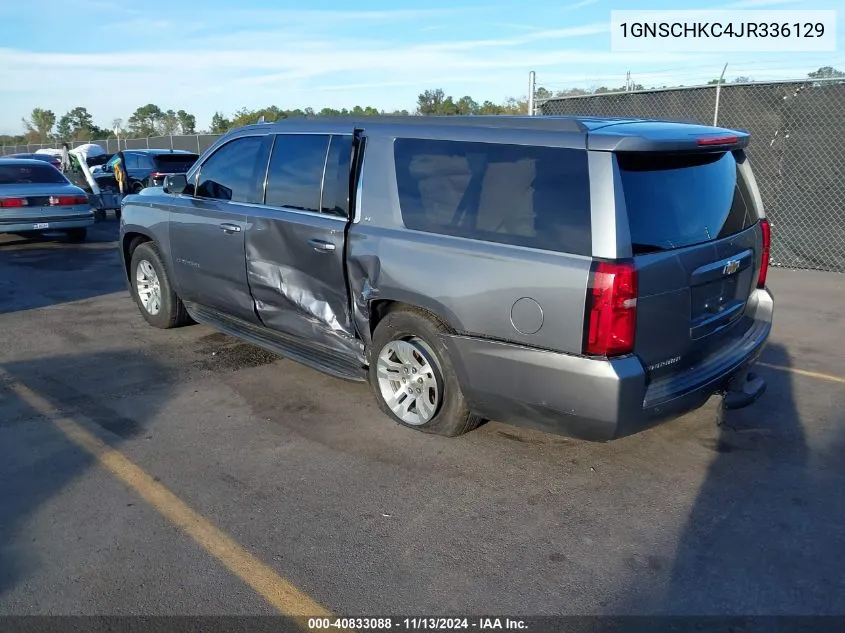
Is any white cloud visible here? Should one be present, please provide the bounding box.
[2,0,834,135]
[562,0,601,10]
[718,0,796,7]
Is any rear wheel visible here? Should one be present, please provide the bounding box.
[132,182,144,194]
[65,227,87,242]
[369,308,482,437]
[129,242,191,329]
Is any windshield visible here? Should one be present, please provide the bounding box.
[618,150,756,252]
[0,162,68,185]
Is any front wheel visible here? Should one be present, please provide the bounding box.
[369,308,482,437]
[129,242,191,329]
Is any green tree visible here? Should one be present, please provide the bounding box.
[209,112,230,133]
[22,107,56,141]
[808,66,845,79]
[554,87,588,97]
[417,88,447,115]
[349,105,379,116]
[56,107,99,141]
[230,106,282,128]
[128,104,164,137]
[176,110,196,134]
[456,96,479,115]
[160,109,180,135]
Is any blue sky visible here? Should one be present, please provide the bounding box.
[0,0,842,134]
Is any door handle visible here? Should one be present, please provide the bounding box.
[309,238,336,253]
[219,223,242,234]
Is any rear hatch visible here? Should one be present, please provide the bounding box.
[613,139,767,384]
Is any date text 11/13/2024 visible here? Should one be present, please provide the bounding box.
[308,617,528,630]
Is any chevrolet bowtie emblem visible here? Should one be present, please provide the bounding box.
[723,259,741,275]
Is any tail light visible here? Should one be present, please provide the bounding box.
[49,195,89,206]
[696,135,739,146]
[757,219,771,289]
[0,197,28,208]
[150,172,167,180]
[583,260,638,357]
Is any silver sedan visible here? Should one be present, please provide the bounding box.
[0,158,95,241]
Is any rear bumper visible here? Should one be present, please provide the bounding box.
[0,211,95,233]
[441,288,773,441]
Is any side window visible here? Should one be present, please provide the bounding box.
[264,134,329,212]
[196,136,265,203]
[393,139,591,256]
[124,153,139,169]
[140,155,156,170]
[321,135,353,218]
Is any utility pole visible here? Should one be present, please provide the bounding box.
[713,62,729,126]
[528,70,536,116]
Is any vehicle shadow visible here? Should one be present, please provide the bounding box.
[0,221,124,315]
[0,349,175,602]
[656,341,845,614]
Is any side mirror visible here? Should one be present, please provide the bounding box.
[163,173,188,194]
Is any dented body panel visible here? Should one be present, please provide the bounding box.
[244,203,364,362]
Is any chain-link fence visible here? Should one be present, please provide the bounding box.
[0,134,223,157]
[539,77,845,273]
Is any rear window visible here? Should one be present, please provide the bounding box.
[0,162,67,185]
[393,139,591,256]
[617,150,757,253]
[153,154,198,172]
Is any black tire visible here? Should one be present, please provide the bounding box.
[132,182,144,194]
[129,241,191,329]
[114,208,122,220]
[65,227,87,242]
[369,308,482,437]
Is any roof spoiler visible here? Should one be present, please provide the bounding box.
[587,124,750,153]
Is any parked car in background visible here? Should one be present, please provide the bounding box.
[119,116,772,441]
[6,152,62,169]
[98,149,199,193]
[0,158,94,241]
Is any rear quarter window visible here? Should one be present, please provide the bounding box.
[393,138,591,256]
[617,150,757,253]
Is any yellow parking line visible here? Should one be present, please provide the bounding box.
[4,375,334,629]
[758,363,845,385]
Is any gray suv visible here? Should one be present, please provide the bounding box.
[118,116,772,441]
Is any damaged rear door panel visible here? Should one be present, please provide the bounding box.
[244,132,364,365]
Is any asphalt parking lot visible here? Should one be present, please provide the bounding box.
[1,220,844,618]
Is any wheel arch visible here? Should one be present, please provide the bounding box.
[366,299,461,359]
[121,231,153,283]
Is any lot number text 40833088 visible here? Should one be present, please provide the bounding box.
[308,617,528,630]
